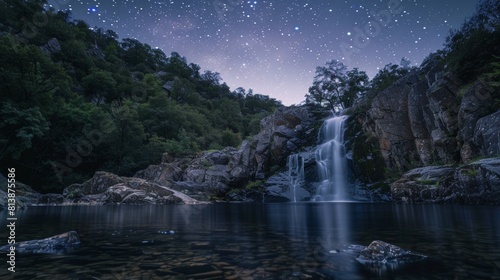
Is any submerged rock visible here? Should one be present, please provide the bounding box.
[0,231,80,254]
[356,240,427,264]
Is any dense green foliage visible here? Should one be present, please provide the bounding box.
[443,0,500,83]
[0,0,281,192]
[305,60,369,110]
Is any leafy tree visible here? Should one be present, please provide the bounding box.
[221,129,242,147]
[82,69,117,104]
[138,94,173,139]
[189,63,201,80]
[201,70,222,85]
[169,77,201,105]
[306,60,368,110]
[306,60,347,110]
[344,68,369,108]
[0,103,49,160]
[165,51,193,78]
[0,37,71,104]
[104,101,146,175]
[120,38,150,68]
[370,63,411,92]
[444,0,500,81]
[60,39,94,77]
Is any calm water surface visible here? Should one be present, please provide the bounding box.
[0,203,499,279]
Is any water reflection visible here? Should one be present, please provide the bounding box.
[0,203,498,279]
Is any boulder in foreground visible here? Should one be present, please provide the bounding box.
[0,231,80,254]
[356,240,427,264]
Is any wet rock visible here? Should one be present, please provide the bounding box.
[0,174,40,209]
[134,161,184,184]
[392,158,500,204]
[104,181,196,205]
[356,240,426,264]
[0,231,80,254]
[391,166,455,203]
[62,172,201,205]
[37,193,66,205]
[64,171,124,196]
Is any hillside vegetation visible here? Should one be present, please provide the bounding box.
[0,0,281,192]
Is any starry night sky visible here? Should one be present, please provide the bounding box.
[47,0,481,105]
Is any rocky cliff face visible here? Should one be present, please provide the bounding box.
[350,62,500,204]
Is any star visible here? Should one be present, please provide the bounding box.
[50,0,483,106]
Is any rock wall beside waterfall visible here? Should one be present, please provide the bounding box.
[348,62,500,204]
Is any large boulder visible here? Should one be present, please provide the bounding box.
[62,171,201,205]
[356,240,427,264]
[0,174,40,209]
[392,158,500,204]
[105,183,182,204]
[134,159,185,185]
[391,166,456,203]
[63,171,124,196]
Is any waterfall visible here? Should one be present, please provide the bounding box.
[288,154,305,202]
[314,115,349,201]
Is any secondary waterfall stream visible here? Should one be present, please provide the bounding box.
[287,154,305,202]
[314,115,349,201]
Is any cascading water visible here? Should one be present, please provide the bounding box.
[287,154,305,202]
[314,115,349,201]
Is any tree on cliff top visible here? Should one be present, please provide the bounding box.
[305,60,368,111]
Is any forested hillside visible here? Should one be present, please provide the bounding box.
[0,0,281,192]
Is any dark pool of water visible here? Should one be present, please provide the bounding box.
[0,203,499,279]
